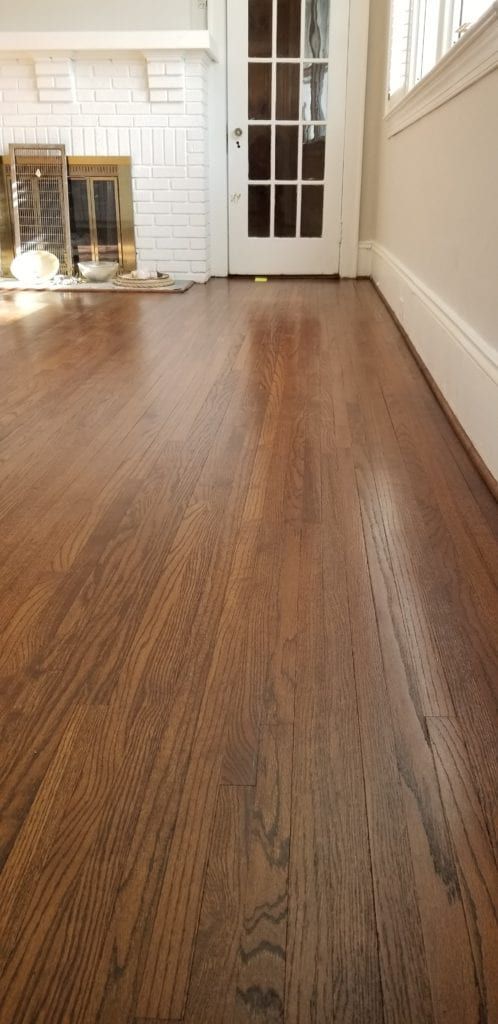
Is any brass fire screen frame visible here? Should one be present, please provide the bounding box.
[9,143,72,276]
[0,155,136,275]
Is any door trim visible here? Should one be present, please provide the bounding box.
[340,0,371,277]
[208,0,229,276]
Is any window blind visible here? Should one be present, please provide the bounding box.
[388,0,413,98]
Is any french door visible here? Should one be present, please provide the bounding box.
[227,0,349,275]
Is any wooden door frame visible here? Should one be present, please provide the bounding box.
[340,0,371,277]
[209,0,371,278]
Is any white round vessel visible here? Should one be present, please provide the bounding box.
[78,261,119,282]
[10,250,59,285]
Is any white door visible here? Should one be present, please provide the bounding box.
[227,0,349,276]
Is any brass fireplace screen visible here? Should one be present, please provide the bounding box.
[0,155,136,275]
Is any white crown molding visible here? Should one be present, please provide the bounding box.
[0,30,218,62]
[385,3,498,137]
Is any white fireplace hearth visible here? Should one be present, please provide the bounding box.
[0,44,213,282]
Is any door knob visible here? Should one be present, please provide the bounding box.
[234,128,243,137]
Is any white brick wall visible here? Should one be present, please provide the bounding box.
[0,52,211,282]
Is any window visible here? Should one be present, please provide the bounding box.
[388,0,492,104]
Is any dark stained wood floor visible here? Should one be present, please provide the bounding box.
[0,279,497,1024]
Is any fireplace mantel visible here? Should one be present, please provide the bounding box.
[0,31,218,61]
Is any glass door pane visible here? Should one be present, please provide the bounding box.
[302,125,326,179]
[276,64,300,120]
[302,63,328,120]
[301,185,324,236]
[276,126,299,180]
[249,185,271,236]
[248,64,272,120]
[249,125,272,179]
[305,0,330,57]
[275,185,297,236]
[277,0,302,56]
[249,0,273,57]
[247,0,330,240]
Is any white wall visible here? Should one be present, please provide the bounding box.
[359,0,390,243]
[0,1,206,31]
[360,0,498,480]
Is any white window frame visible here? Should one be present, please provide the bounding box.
[385,0,498,134]
[387,0,496,111]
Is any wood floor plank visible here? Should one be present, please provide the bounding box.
[428,718,498,1023]
[220,522,301,786]
[234,721,293,1024]
[377,423,497,854]
[363,292,498,585]
[0,703,164,1023]
[184,785,254,1024]
[382,380,498,676]
[0,705,98,959]
[286,494,383,1024]
[0,345,246,684]
[221,330,304,784]
[339,321,454,717]
[135,571,262,1020]
[343,321,498,856]
[259,523,300,728]
[335,446,434,1024]
[95,369,273,1021]
[355,444,482,1023]
[92,689,212,1024]
[0,280,496,1024]
[0,677,76,869]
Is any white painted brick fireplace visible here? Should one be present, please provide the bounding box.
[0,51,211,282]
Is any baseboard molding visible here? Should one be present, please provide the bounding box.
[368,241,498,494]
[357,241,373,277]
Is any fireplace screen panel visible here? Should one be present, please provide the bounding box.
[68,176,120,265]
[9,144,73,275]
[93,180,119,261]
[68,178,92,263]
[0,156,136,275]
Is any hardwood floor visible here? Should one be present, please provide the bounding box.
[0,279,496,1024]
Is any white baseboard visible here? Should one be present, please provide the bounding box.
[369,242,498,483]
[357,241,373,277]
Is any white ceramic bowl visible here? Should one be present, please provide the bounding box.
[78,260,119,282]
[10,250,59,285]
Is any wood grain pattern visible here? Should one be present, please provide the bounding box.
[184,785,254,1024]
[334,445,434,1024]
[0,280,496,1023]
[353,427,481,1022]
[234,722,293,1023]
[286,518,384,1024]
[427,717,498,1024]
